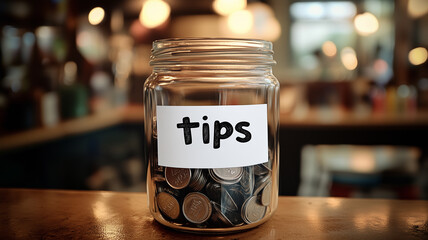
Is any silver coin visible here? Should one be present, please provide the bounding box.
[253,174,271,196]
[156,192,180,220]
[210,202,233,227]
[182,192,212,224]
[205,181,221,202]
[254,163,271,176]
[210,167,243,184]
[165,167,191,189]
[240,166,255,197]
[260,181,272,206]
[188,169,207,191]
[241,196,266,224]
[211,202,244,227]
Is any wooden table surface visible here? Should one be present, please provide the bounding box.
[1,188,427,239]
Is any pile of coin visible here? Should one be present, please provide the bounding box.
[154,163,272,228]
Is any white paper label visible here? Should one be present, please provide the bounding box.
[156,104,268,168]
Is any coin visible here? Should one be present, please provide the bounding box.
[254,163,271,176]
[260,181,272,206]
[188,169,207,191]
[225,185,246,208]
[240,166,255,197]
[157,182,182,198]
[209,167,243,185]
[205,181,221,202]
[182,192,212,224]
[156,192,180,220]
[241,196,266,224]
[210,202,234,227]
[253,174,271,196]
[165,167,191,189]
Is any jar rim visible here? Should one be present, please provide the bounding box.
[152,38,272,50]
[150,38,275,67]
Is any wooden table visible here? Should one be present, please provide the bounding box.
[1,189,427,239]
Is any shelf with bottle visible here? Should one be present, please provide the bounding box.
[0,104,144,151]
[278,80,428,127]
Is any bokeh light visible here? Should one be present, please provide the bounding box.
[139,0,171,29]
[322,41,337,57]
[88,7,105,25]
[354,12,379,36]
[227,9,253,34]
[408,0,428,18]
[213,0,247,16]
[408,47,428,65]
[341,47,358,70]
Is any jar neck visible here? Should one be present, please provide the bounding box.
[150,38,276,69]
[152,65,273,73]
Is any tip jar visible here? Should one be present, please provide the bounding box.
[143,38,279,233]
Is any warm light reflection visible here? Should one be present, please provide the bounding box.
[92,198,124,238]
[408,0,428,18]
[326,198,342,209]
[92,199,110,220]
[354,211,389,231]
[322,41,337,57]
[88,7,105,25]
[213,0,247,16]
[350,148,376,173]
[227,9,253,34]
[139,0,171,29]
[354,12,379,36]
[408,47,428,65]
[305,208,322,233]
[341,47,358,70]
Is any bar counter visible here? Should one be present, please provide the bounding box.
[1,189,427,239]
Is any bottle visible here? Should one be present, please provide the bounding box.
[58,3,91,120]
[3,28,38,132]
[32,29,60,127]
[144,38,280,233]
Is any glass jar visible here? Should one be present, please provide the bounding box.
[144,38,279,233]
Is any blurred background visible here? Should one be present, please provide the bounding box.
[0,0,427,199]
